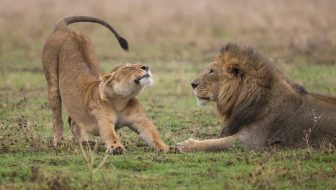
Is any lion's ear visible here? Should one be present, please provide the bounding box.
[99,73,111,81]
[227,64,242,77]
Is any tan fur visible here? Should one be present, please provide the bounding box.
[177,43,336,152]
[42,16,168,154]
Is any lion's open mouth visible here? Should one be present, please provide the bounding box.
[134,74,150,84]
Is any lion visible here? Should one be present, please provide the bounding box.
[42,16,169,154]
[176,43,336,152]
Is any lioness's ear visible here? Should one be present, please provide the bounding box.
[99,73,111,81]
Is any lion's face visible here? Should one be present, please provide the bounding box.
[191,61,223,106]
[191,54,257,107]
[100,63,154,98]
[191,58,243,106]
[191,44,274,122]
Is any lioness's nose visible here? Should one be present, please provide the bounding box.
[191,82,199,89]
[141,65,149,71]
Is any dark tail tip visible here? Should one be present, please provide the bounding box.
[117,37,129,51]
[67,116,72,126]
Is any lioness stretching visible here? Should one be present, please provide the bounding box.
[176,43,336,152]
[42,16,169,154]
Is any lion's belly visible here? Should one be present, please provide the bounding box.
[268,97,336,147]
[67,107,100,136]
[59,82,100,136]
[76,115,100,136]
[58,58,101,136]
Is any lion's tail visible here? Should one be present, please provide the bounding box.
[54,16,128,51]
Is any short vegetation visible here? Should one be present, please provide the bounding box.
[1,0,336,189]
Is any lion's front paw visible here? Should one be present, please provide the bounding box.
[175,138,201,153]
[169,146,181,154]
[106,144,126,155]
[157,145,170,153]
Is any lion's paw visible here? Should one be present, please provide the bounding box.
[158,145,170,153]
[169,146,181,154]
[106,144,126,155]
[175,138,200,153]
[53,135,64,147]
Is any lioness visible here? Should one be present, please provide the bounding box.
[176,43,336,152]
[42,16,169,154]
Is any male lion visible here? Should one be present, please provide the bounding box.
[176,43,336,152]
[42,16,169,154]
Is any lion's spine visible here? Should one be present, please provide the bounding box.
[54,16,129,51]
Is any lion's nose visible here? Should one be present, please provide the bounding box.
[141,65,149,71]
[191,82,199,89]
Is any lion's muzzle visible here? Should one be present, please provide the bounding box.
[134,70,154,86]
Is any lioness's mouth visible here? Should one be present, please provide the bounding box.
[197,96,210,100]
[134,74,150,84]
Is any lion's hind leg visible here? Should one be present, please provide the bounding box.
[48,87,64,146]
[43,51,64,146]
[68,117,89,143]
[67,116,100,150]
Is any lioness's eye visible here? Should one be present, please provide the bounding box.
[208,69,214,74]
[122,67,133,70]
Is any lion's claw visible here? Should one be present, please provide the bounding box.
[169,146,181,153]
[106,144,126,155]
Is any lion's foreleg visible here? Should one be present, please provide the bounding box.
[95,116,125,155]
[130,119,169,152]
[176,135,241,153]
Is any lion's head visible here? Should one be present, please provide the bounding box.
[191,43,276,123]
[99,63,154,99]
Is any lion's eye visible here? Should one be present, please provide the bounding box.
[208,69,214,74]
[122,67,134,71]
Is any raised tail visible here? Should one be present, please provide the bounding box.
[55,16,128,51]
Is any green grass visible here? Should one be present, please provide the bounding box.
[1,58,336,189]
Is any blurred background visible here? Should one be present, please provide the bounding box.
[1,0,336,65]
